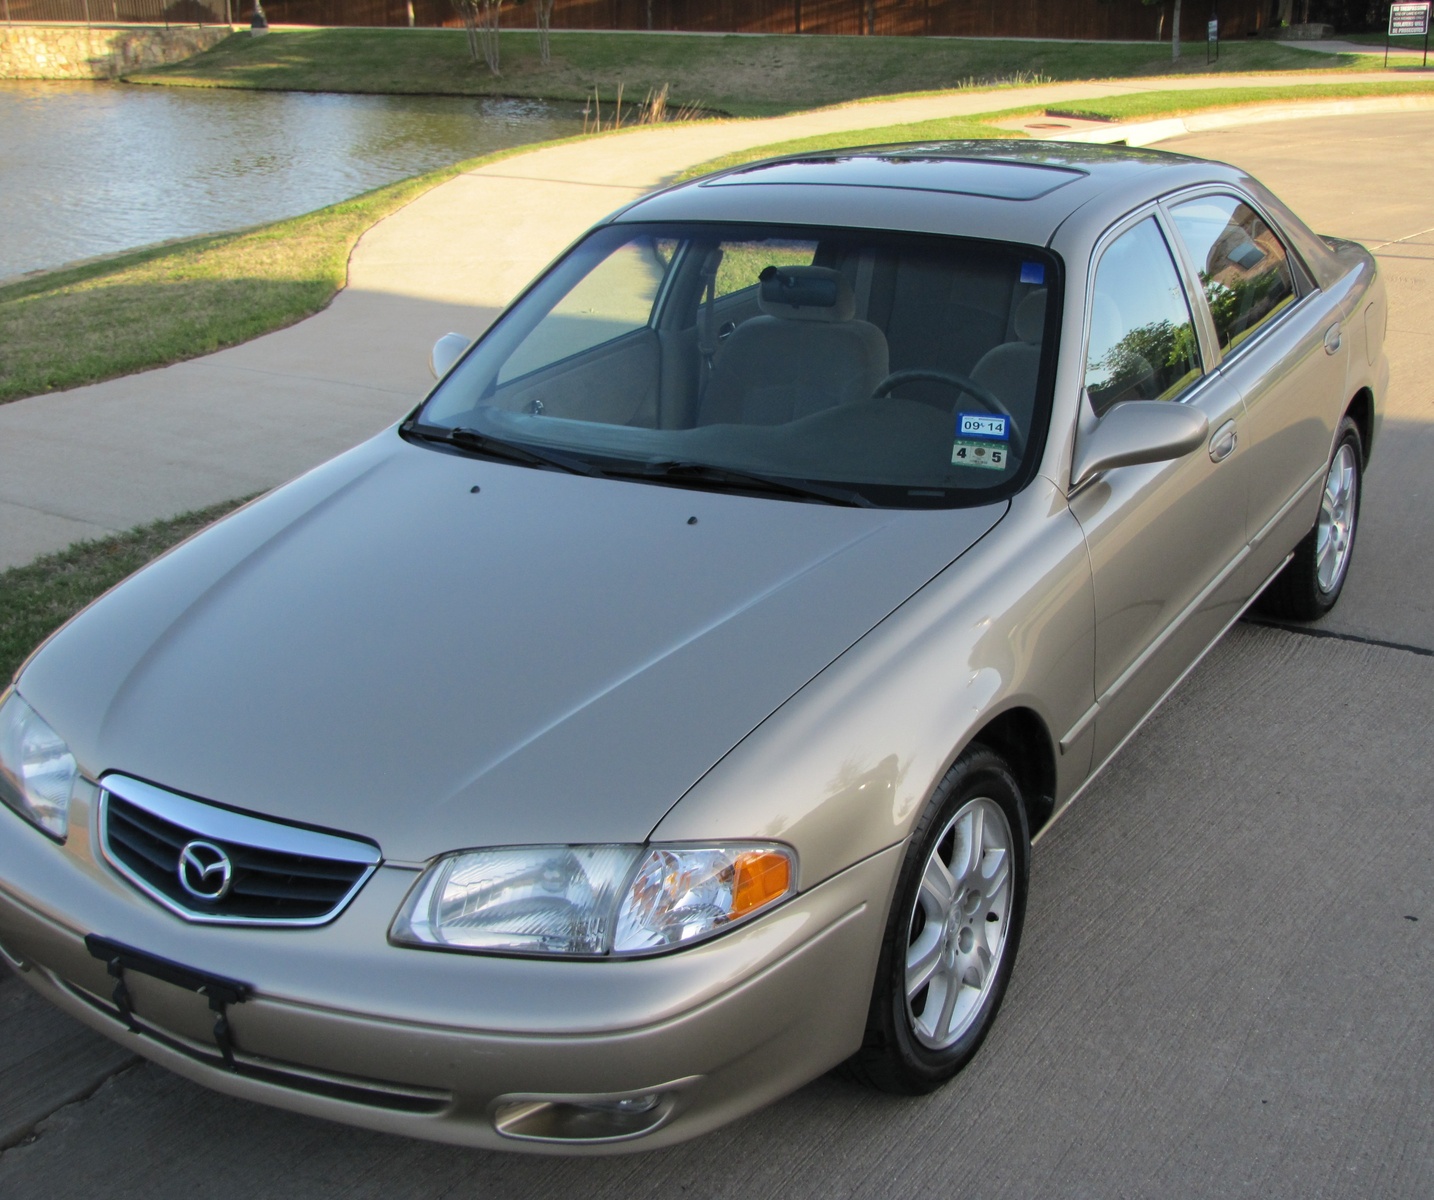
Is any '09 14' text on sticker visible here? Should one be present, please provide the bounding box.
[956,413,1009,441]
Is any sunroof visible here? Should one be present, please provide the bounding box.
[705,156,1087,201]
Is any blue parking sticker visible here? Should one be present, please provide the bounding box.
[1019,261,1045,285]
[956,412,1009,441]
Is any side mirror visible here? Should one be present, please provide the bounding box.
[1070,400,1209,491]
[430,332,471,380]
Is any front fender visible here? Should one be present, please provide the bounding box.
[651,479,1096,891]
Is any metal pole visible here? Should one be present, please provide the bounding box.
[83,0,91,28]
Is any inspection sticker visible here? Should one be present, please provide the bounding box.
[956,412,1009,441]
[1020,261,1045,285]
[951,440,1008,470]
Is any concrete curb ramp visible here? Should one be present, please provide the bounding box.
[1054,91,1434,145]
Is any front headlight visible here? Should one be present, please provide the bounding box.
[391,842,795,958]
[0,689,78,840]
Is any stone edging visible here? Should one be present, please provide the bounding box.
[0,24,230,81]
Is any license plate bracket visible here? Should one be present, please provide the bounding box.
[85,934,252,1069]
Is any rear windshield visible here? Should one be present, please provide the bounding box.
[418,223,1060,508]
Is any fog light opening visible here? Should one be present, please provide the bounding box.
[491,1079,697,1143]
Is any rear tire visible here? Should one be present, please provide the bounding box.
[1258,415,1362,622]
[845,747,1029,1094]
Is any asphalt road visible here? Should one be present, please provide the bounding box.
[1,113,1431,1198]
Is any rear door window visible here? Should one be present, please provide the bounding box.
[1167,194,1297,357]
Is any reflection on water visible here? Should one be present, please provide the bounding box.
[0,81,585,280]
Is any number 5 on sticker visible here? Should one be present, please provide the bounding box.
[951,440,1007,470]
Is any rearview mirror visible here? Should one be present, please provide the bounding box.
[430,332,471,380]
[1070,400,1209,491]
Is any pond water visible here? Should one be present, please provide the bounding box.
[0,81,586,281]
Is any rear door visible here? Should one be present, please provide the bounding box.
[1163,189,1348,591]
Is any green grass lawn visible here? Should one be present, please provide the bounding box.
[1336,31,1431,50]
[0,134,585,405]
[0,499,248,683]
[0,179,437,405]
[129,28,1375,118]
[676,116,1015,181]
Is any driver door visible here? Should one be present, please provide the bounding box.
[1068,211,1249,768]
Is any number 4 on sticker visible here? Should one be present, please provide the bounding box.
[951,439,1007,470]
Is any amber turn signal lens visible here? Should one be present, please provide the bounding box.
[731,849,792,918]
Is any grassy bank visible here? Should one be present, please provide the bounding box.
[0,136,579,405]
[677,115,1013,181]
[11,73,1434,407]
[675,78,1434,180]
[0,499,248,683]
[129,28,1373,118]
[1337,31,1432,50]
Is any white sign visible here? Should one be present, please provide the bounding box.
[1208,19,1219,40]
[1390,2,1431,37]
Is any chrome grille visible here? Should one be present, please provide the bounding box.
[99,774,380,926]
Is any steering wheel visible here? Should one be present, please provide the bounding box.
[872,368,1026,459]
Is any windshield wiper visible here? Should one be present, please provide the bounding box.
[634,460,873,508]
[404,423,605,478]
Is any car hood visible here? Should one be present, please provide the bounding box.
[20,432,1005,861]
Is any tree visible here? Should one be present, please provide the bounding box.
[1141,0,1183,61]
[534,0,555,65]
[452,0,503,76]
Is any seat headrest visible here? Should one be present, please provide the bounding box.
[757,265,856,323]
[1014,289,1047,344]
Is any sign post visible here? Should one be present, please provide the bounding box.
[1207,17,1219,65]
[1387,2,1431,68]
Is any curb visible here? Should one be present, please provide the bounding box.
[1051,92,1434,146]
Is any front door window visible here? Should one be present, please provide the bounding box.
[1084,216,1202,415]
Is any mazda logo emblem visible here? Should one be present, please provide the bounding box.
[177,840,233,902]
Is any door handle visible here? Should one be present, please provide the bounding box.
[1324,324,1343,355]
[1209,420,1237,463]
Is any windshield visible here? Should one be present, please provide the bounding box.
[417,222,1059,508]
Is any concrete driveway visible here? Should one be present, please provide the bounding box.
[1,113,1432,1197]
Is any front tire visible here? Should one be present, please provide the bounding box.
[1259,415,1363,622]
[846,747,1030,1094]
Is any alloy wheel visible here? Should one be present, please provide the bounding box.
[1316,442,1358,595]
[904,796,1014,1050]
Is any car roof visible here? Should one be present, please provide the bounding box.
[614,140,1244,249]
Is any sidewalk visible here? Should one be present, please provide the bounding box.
[1280,37,1429,60]
[0,69,1425,569]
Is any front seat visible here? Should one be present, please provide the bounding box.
[698,265,889,426]
[969,290,1046,432]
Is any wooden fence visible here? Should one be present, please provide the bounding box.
[249,1,1274,42]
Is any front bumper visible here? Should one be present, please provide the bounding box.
[0,787,900,1153]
